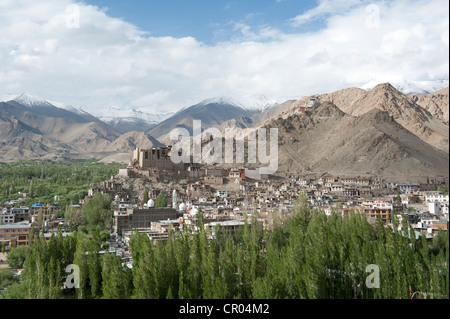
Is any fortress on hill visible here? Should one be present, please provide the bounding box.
[119,146,233,181]
[130,146,187,171]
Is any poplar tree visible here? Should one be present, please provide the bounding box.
[73,234,90,299]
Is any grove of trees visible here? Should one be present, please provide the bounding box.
[0,159,123,208]
[1,196,448,299]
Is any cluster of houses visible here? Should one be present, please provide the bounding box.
[1,154,448,264]
[96,172,449,261]
[0,204,64,248]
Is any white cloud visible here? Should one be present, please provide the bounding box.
[0,0,448,115]
[291,0,364,26]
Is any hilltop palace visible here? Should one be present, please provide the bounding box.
[120,146,236,182]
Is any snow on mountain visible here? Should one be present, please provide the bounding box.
[0,93,55,108]
[361,79,449,95]
[233,94,299,111]
[0,92,103,123]
[93,105,175,125]
[183,95,299,113]
[1,93,82,114]
[48,100,99,119]
[196,96,242,108]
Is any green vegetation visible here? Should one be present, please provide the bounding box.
[0,269,19,290]
[63,193,113,234]
[79,194,113,233]
[2,196,448,299]
[143,190,149,204]
[6,246,30,269]
[0,159,124,207]
[155,193,167,208]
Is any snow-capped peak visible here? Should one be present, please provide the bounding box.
[361,78,449,95]
[92,105,175,125]
[0,92,52,107]
[17,93,57,108]
[233,95,299,111]
[197,96,242,108]
[190,95,299,112]
[0,92,98,120]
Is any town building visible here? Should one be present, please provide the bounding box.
[425,192,449,203]
[113,207,179,236]
[1,209,14,225]
[0,223,31,248]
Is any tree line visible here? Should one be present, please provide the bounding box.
[2,197,448,299]
[0,159,123,207]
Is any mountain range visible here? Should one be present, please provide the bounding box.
[253,83,449,178]
[0,83,448,179]
[0,94,161,161]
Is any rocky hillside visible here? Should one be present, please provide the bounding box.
[0,96,161,161]
[258,100,449,177]
[267,83,449,154]
[409,87,449,125]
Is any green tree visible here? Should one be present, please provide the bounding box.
[81,193,112,232]
[0,282,27,299]
[131,233,157,299]
[73,233,91,299]
[88,231,103,298]
[155,194,167,208]
[0,269,19,289]
[6,246,30,269]
[143,190,149,204]
[102,253,132,299]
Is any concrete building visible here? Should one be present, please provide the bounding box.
[361,208,392,224]
[205,220,246,238]
[1,209,14,225]
[428,202,442,216]
[425,192,449,203]
[397,184,420,194]
[2,207,32,223]
[0,223,31,248]
[114,207,179,236]
[216,190,228,198]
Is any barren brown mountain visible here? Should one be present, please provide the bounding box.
[268,83,449,154]
[1,84,448,180]
[258,101,449,178]
[0,99,161,161]
[409,87,449,125]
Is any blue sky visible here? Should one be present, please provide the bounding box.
[85,0,320,43]
[0,0,448,113]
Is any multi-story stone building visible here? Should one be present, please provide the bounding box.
[130,146,187,171]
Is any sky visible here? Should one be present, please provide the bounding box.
[0,0,448,114]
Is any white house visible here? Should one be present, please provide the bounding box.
[428,202,442,215]
[425,192,449,203]
[216,190,228,198]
